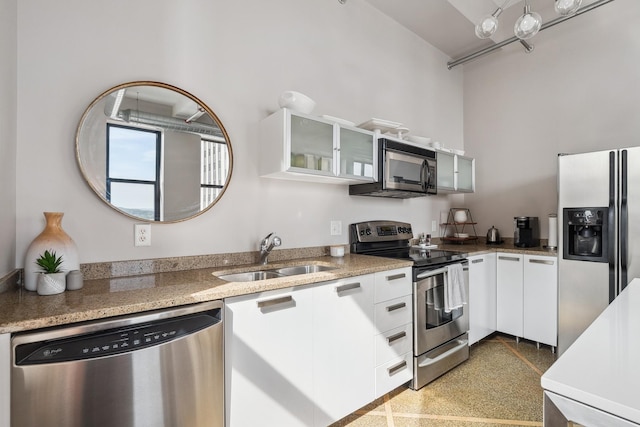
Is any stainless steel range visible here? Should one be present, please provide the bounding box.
[350,220,470,390]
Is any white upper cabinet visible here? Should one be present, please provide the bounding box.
[259,108,376,184]
[436,151,475,193]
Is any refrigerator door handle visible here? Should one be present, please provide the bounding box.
[608,151,617,303]
[620,149,628,293]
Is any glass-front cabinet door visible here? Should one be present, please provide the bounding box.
[260,108,376,183]
[289,114,334,174]
[436,151,475,193]
[456,155,475,193]
[437,152,455,191]
[337,127,375,180]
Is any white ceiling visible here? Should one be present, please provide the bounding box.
[362,0,588,60]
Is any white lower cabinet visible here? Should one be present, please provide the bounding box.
[523,255,558,347]
[373,268,413,397]
[225,267,412,427]
[225,285,315,427]
[495,252,558,347]
[468,253,497,345]
[312,275,375,426]
[496,253,524,338]
[1,333,9,427]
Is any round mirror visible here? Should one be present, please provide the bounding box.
[76,81,232,222]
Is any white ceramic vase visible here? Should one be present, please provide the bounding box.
[453,210,468,223]
[24,212,79,291]
[37,272,66,295]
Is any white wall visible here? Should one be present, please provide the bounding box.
[0,0,17,278]
[463,0,640,239]
[14,0,463,265]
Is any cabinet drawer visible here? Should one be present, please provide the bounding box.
[374,294,412,332]
[374,267,412,303]
[375,352,412,398]
[375,323,412,366]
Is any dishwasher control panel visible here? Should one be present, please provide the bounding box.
[14,311,220,365]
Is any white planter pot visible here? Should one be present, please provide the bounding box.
[37,272,66,296]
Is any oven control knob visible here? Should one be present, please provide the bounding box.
[365,228,372,235]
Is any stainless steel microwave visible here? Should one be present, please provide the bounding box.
[349,138,437,198]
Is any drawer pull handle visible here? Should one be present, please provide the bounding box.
[387,360,407,376]
[257,295,293,309]
[529,259,555,265]
[386,302,406,312]
[336,282,361,294]
[386,273,406,281]
[463,267,469,272]
[472,259,484,264]
[499,256,520,262]
[387,331,407,344]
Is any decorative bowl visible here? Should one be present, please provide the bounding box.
[278,91,316,114]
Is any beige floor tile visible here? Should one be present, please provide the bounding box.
[334,333,551,427]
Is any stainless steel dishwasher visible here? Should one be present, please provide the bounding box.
[11,300,223,427]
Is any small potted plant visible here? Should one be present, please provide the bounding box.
[35,249,66,295]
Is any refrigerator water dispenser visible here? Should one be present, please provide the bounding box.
[563,207,608,262]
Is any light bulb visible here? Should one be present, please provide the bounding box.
[514,3,542,40]
[555,0,582,16]
[475,14,499,39]
[475,7,504,40]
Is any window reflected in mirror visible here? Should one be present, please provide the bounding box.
[76,81,233,223]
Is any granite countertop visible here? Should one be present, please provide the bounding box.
[0,241,556,334]
[0,254,412,334]
[437,241,558,257]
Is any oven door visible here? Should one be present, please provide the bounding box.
[413,262,469,356]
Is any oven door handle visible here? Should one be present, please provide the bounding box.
[417,338,469,368]
[416,266,449,279]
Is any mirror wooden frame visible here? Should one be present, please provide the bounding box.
[75,81,233,223]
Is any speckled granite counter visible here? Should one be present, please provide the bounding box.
[0,254,412,334]
[0,239,557,334]
[437,241,558,257]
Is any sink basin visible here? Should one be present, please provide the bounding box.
[272,264,337,276]
[215,264,337,282]
[216,271,284,282]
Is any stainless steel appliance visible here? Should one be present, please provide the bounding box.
[558,147,640,355]
[350,220,469,390]
[514,216,540,247]
[11,301,224,427]
[349,138,437,198]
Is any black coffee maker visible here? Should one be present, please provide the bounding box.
[514,216,540,247]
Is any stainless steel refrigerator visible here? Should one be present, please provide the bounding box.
[557,147,640,355]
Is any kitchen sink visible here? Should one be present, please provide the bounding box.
[271,264,337,276]
[215,264,337,282]
[216,271,284,282]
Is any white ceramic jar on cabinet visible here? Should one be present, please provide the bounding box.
[259,108,376,184]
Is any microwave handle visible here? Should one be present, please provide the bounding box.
[421,159,429,191]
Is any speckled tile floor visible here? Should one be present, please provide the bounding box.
[331,334,556,427]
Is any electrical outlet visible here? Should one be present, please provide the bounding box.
[330,220,342,236]
[432,220,437,232]
[134,223,151,247]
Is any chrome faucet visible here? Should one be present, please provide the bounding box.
[259,232,282,265]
